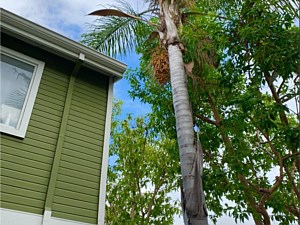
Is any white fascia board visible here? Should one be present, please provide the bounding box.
[97,77,114,225]
[0,8,126,80]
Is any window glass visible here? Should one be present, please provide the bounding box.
[1,54,34,128]
[0,47,44,138]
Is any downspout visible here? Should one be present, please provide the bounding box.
[42,53,85,225]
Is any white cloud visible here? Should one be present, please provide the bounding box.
[0,0,146,40]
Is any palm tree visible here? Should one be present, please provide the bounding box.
[82,0,208,224]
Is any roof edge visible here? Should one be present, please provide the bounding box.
[0,8,127,80]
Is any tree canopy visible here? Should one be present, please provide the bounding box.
[82,0,299,224]
[105,100,181,225]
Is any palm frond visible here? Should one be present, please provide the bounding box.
[271,0,299,18]
[82,0,157,58]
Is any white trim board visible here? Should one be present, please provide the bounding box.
[97,77,114,225]
[0,208,93,225]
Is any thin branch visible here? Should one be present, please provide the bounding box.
[276,78,286,95]
[194,113,219,126]
[283,152,300,161]
[264,71,289,126]
[284,164,300,201]
[145,170,167,219]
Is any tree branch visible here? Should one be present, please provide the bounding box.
[145,170,167,219]
[276,78,286,95]
[194,113,219,126]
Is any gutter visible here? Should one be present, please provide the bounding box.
[0,8,127,80]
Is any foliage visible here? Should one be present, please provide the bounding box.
[125,0,300,224]
[105,100,181,225]
[83,0,299,224]
[81,0,155,57]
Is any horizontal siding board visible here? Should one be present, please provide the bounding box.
[55,181,99,197]
[0,201,43,215]
[74,86,107,100]
[67,120,104,134]
[57,174,99,189]
[68,114,105,129]
[39,75,69,91]
[60,154,100,171]
[1,161,51,178]
[29,120,60,134]
[39,80,67,93]
[1,177,48,193]
[62,148,101,164]
[34,98,64,112]
[71,104,106,118]
[64,136,102,152]
[1,193,45,209]
[58,167,99,183]
[37,88,66,102]
[2,153,52,171]
[63,142,103,158]
[72,91,107,108]
[66,124,104,140]
[68,120,104,136]
[26,126,59,140]
[52,211,96,224]
[74,78,107,95]
[59,160,100,177]
[38,81,67,95]
[54,189,98,204]
[1,139,54,157]
[35,93,65,107]
[2,184,46,200]
[68,108,105,125]
[32,109,62,123]
[25,132,58,145]
[52,203,97,219]
[65,131,103,148]
[1,145,53,164]
[75,75,107,89]
[43,68,70,83]
[1,168,49,185]
[1,136,55,151]
[39,87,67,99]
[53,195,97,211]
[32,103,63,117]
[71,94,107,111]
[29,114,61,128]
[73,87,107,103]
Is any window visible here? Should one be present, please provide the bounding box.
[1,46,45,138]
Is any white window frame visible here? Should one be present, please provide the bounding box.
[0,46,45,138]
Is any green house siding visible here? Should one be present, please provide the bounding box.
[51,70,108,224]
[1,35,110,224]
[1,66,69,215]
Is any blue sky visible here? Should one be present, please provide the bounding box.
[1,1,287,225]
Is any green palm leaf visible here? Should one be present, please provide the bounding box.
[82,0,157,57]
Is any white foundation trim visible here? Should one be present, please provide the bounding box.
[97,77,114,225]
[0,208,92,225]
[42,209,52,225]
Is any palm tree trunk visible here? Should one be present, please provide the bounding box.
[168,44,208,225]
[162,2,208,225]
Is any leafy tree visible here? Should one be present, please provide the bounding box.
[82,0,299,224]
[82,1,210,224]
[105,100,180,225]
[125,0,300,224]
